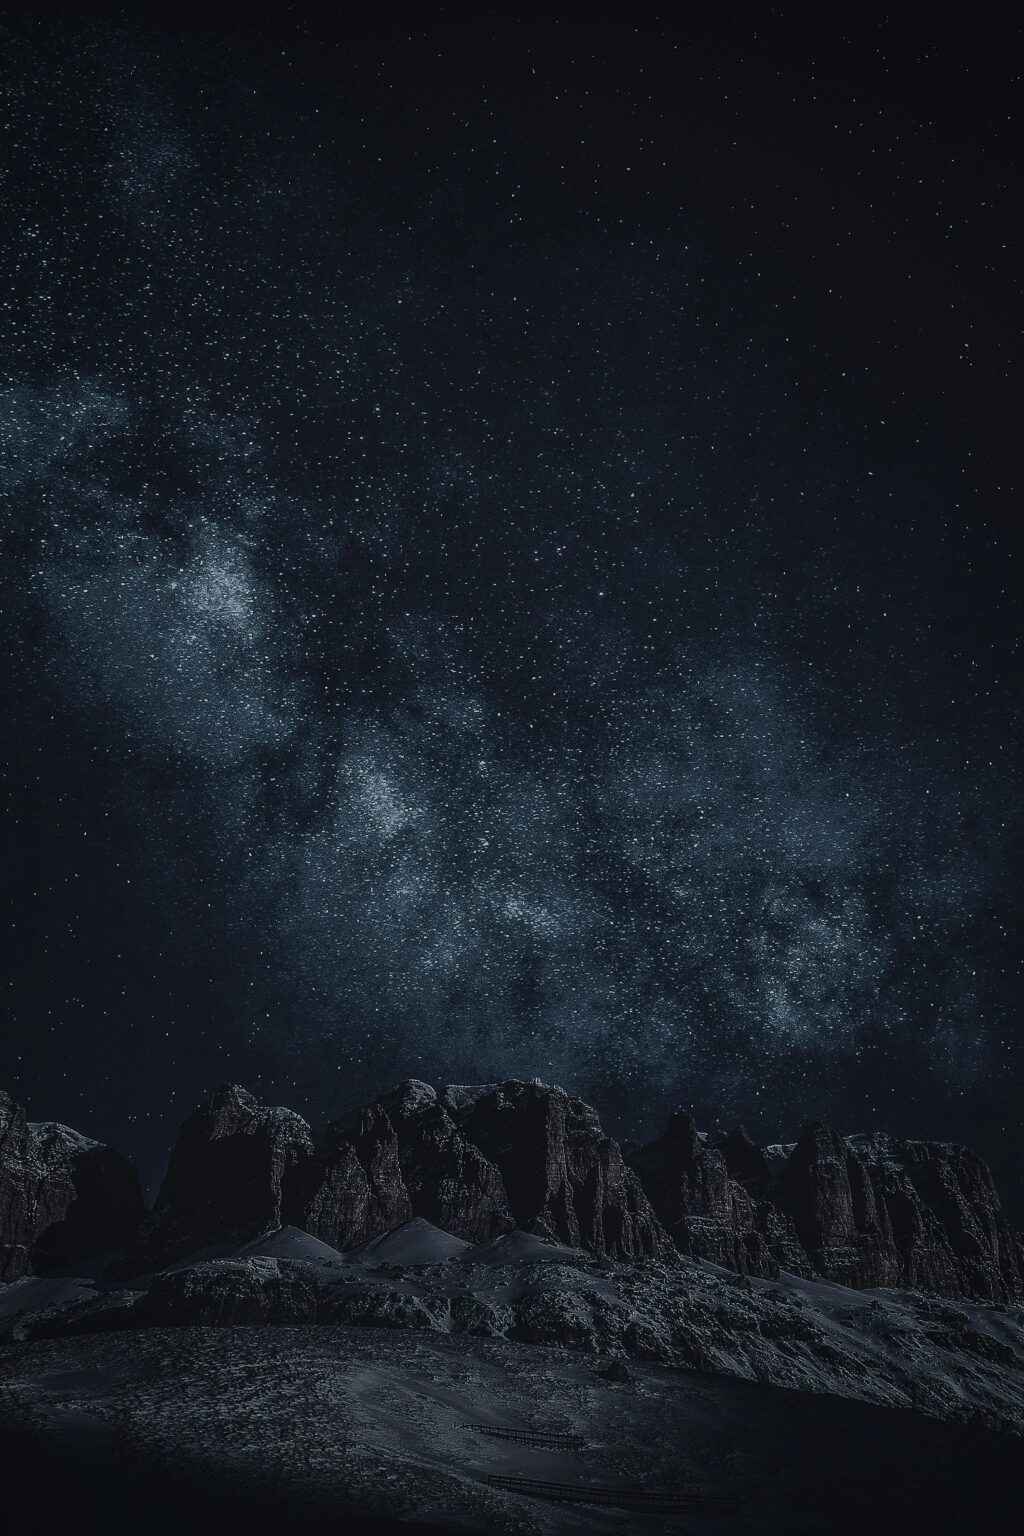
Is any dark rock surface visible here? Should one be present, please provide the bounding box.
[298,1099,412,1251]
[718,1124,775,1198]
[117,1078,668,1267]
[383,1082,513,1241]
[303,1078,666,1257]
[627,1109,799,1276]
[769,1122,1024,1300]
[1,1090,143,1281]
[771,1122,902,1289]
[850,1132,1024,1301]
[631,1110,1024,1303]
[7,1078,1022,1305]
[110,1085,314,1277]
[139,1257,319,1327]
[441,1080,671,1259]
[299,1081,511,1248]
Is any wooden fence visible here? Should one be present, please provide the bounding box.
[486,1472,729,1512]
[461,1424,585,1451]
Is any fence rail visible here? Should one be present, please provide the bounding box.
[486,1473,729,1512]
[462,1424,585,1451]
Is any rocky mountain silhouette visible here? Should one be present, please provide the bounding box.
[0,1089,143,1281]
[3,1080,1022,1303]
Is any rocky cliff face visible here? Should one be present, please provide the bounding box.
[770,1122,903,1288]
[629,1112,1024,1303]
[277,1081,514,1251]
[380,1082,512,1241]
[298,1099,413,1251]
[294,1080,522,1250]
[440,1081,669,1259]
[111,1085,315,1277]
[1,1090,143,1280]
[6,1078,1020,1306]
[717,1125,774,1199]
[848,1132,1024,1301]
[112,1079,668,1272]
[627,1111,809,1278]
[765,1123,1024,1300]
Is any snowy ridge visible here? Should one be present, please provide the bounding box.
[3,1211,1024,1442]
[348,1218,471,1266]
[28,1121,102,1154]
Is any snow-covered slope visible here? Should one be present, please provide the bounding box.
[466,1229,583,1265]
[347,1218,471,1266]
[4,1217,1024,1436]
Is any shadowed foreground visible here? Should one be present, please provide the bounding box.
[0,1325,1019,1535]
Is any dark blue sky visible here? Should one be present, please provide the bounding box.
[1,7,1021,1211]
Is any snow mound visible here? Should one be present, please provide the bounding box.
[0,1275,99,1324]
[162,1227,345,1273]
[347,1219,470,1267]
[464,1230,585,1266]
[236,1226,345,1266]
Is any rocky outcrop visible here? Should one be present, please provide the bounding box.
[850,1133,1024,1302]
[718,1125,774,1198]
[304,1079,664,1258]
[768,1123,1024,1300]
[771,1123,902,1289]
[626,1111,808,1277]
[442,1080,671,1259]
[297,1099,413,1250]
[12,1075,1017,1306]
[631,1113,1024,1302]
[1,1090,143,1280]
[297,1082,512,1249]
[110,1085,314,1277]
[628,1110,767,1273]
[632,1112,1024,1302]
[380,1082,512,1241]
[139,1256,319,1327]
[108,1079,667,1270]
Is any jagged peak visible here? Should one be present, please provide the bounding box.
[199,1084,311,1138]
[28,1120,102,1155]
[440,1078,568,1114]
[720,1124,758,1150]
[382,1080,439,1115]
[762,1142,796,1173]
[209,1082,258,1109]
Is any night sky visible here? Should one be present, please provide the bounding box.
[2,7,1021,1210]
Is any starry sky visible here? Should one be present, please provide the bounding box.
[2,7,1021,1209]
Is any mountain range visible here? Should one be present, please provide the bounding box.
[4,1078,1022,1303]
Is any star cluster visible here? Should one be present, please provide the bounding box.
[1,10,1020,1202]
